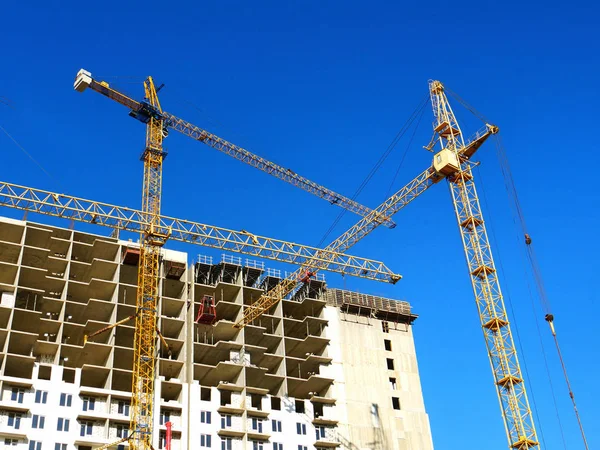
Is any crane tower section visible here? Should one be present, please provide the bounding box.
[133,77,167,450]
[429,80,539,449]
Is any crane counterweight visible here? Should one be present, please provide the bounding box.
[74,68,92,92]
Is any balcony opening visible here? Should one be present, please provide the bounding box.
[220,390,232,406]
[314,403,324,419]
[251,394,262,410]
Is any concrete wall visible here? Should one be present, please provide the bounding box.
[325,307,433,450]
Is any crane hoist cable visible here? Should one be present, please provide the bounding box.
[316,94,430,248]
[0,124,66,192]
[383,101,427,200]
[525,278,568,449]
[445,86,491,124]
[493,135,590,450]
[0,97,15,108]
[544,314,589,449]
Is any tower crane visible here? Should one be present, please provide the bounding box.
[73,69,395,228]
[235,81,540,449]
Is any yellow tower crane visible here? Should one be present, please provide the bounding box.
[235,80,539,449]
[120,74,165,450]
[430,80,537,448]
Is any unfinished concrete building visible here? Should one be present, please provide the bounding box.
[0,216,433,450]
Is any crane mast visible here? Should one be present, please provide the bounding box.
[429,80,539,449]
[131,77,167,450]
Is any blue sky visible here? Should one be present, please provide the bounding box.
[1,1,598,448]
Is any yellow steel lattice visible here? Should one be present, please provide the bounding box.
[0,181,398,283]
[130,79,165,450]
[429,80,539,449]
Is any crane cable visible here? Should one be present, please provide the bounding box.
[0,124,67,193]
[494,136,590,450]
[316,93,430,248]
[445,86,490,124]
[383,102,427,200]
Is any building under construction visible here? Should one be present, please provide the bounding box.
[0,216,433,450]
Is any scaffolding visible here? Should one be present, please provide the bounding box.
[325,288,416,325]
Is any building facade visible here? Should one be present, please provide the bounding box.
[0,217,433,450]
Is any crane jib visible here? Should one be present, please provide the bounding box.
[74,69,396,228]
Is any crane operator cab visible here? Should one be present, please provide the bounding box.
[432,148,460,177]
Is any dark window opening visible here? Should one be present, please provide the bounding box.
[200,387,211,401]
[220,390,232,406]
[384,339,392,351]
[251,394,262,409]
[392,397,401,410]
[62,369,75,384]
[386,358,394,370]
[38,365,52,380]
[313,403,324,418]
[270,396,281,410]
